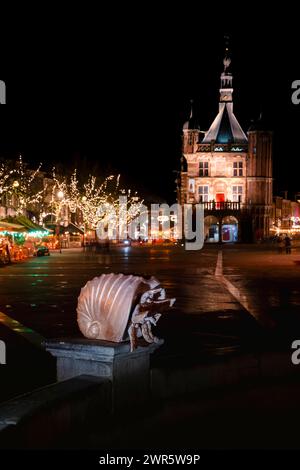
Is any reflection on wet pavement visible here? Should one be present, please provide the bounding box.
[222,246,300,337]
[0,245,299,353]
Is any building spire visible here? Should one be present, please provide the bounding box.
[220,35,233,105]
[189,99,194,119]
[183,99,200,131]
[202,35,248,145]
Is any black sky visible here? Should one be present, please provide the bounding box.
[0,13,299,203]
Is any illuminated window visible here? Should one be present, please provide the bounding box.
[188,134,193,145]
[232,186,243,202]
[199,161,209,176]
[233,161,243,176]
[198,185,209,202]
[188,179,195,193]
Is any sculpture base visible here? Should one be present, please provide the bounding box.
[44,338,163,411]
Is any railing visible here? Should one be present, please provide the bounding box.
[200,201,241,211]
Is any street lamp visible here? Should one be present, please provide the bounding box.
[56,190,64,253]
[13,180,19,188]
[81,196,87,248]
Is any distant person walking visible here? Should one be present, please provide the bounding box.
[284,235,292,254]
[5,242,11,264]
[277,235,284,254]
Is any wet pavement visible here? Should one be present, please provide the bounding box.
[223,245,300,337]
[0,244,300,401]
[0,245,251,334]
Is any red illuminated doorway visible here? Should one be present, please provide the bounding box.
[216,193,225,209]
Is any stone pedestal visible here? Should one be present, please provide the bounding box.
[44,338,163,411]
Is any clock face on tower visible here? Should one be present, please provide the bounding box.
[221,91,232,102]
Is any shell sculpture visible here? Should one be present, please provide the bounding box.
[77,273,176,351]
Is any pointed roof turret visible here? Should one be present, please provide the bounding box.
[183,100,200,131]
[248,112,271,132]
[202,38,248,145]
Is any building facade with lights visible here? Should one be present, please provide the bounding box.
[179,51,274,243]
[272,196,300,236]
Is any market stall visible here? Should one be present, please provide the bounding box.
[0,217,50,261]
[45,222,84,249]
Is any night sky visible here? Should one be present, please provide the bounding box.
[0,15,299,203]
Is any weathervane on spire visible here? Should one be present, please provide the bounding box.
[189,99,194,118]
[223,34,231,72]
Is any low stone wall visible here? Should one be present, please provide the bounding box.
[0,343,297,448]
[0,375,111,449]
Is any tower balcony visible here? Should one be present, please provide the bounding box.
[200,201,242,211]
[199,201,246,220]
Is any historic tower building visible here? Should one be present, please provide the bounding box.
[247,119,273,241]
[180,48,273,243]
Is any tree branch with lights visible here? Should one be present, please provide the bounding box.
[6,156,47,218]
[48,169,143,238]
